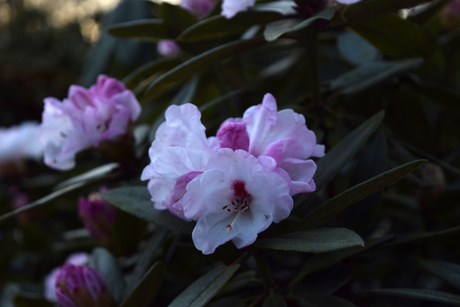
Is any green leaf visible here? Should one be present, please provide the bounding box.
[88,247,125,304]
[340,0,434,22]
[289,236,391,288]
[408,82,460,115]
[144,37,264,98]
[160,2,198,37]
[0,181,87,224]
[298,159,425,230]
[337,30,381,65]
[124,229,169,297]
[219,271,257,296]
[107,19,170,42]
[120,262,165,307]
[101,186,195,234]
[264,7,335,42]
[366,289,460,306]
[123,57,187,89]
[349,14,436,57]
[293,111,385,214]
[178,11,281,42]
[328,58,423,94]
[53,163,120,190]
[382,225,460,247]
[263,294,287,307]
[419,259,460,290]
[338,130,387,232]
[168,264,240,307]
[256,228,364,253]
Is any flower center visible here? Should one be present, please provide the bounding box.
[224,180,252,233]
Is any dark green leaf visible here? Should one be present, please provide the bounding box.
[256,228,364,253]
[263,294,287,307]
[264,7,335,41]
[338,130,387,232]
[88,247,125,304]
[293,111,385,214]
[340,0,434,22]
[123,57,186,89]
[160,2,198,37]
[409,81,460,115]
[298,160,425,230]
[219,270,257,296]
[350,14,436,57]
[14,296,53,307]
[366,289,460,306]
[124,229,169,297]
[419,259,460,290]
[107,19,170,42]
[101,186,195,234]
[120,262,165,307]
[328,58,423,94]
[144,37,264,98]
[178,11,281,42]
[168,264,240,307]
[383,225,460,247]
[289,236,391,287]
[337,30,381,65]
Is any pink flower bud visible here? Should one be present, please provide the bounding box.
[441,0,460,29]
[157,40,183,57]
[78,188,116,245]
[55,264,116,307]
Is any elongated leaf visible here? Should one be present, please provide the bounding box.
[124,229,169,297]
[101,187,195,234]
[409,81,460,115]
[120,262,165,307]
[256,228,364,253]
[289,236,391,288]
[160,2,198,37]
[107,19,170,42]
[340,0,434,22]
[383,225,460,247]
[264,7,335,41]
[88,248,125,304]
[337,30,381,65]
[366,289,460,306]
[168,264,240,307]
[144,37,264,97]
[53,163,120,190]
[219,271,257,296]
[123,57,186,89]
[0,181,86,224]
[178,11,281,42]
[350,14,436,57]
[293,111,385,213]
[329,58,423,94]
[419,259,460,290]
[298,159,425,230]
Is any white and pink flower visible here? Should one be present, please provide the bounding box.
[141,93,324,254]
[39,75,141,171]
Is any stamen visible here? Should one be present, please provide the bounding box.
[222,205,228,210]
[227,208,243,233]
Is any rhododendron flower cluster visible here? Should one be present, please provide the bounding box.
[142,93,324,254]
[39,75,141,171]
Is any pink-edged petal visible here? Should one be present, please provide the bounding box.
[192,213,238,255]
[281,158,317,195]
[216,122,250,151]
[335,0,361,4]
[82,266,104,302]
[313,144,325,157]
[244,93,278,156]
[182,169,232,220]
[68,85,93,110]
[147,177,176,210]
[165,171,203,221]
[56,287,78,307]
[111,90,142,121]
[221,0,257,18]
[263,138,304,165]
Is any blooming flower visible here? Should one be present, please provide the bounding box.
[0,122,42,176]
[55,264,116,307]
[78,188,117,245]
[142,93,323,254]
[39,75,141,171]
[44,253,89,303]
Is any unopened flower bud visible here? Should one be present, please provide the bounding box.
[440,0,460,30]
[78,188,116,246]
[55,264,116,307]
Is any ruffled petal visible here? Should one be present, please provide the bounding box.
[216,122,250,151]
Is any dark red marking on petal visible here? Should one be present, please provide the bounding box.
[231,180,250,198]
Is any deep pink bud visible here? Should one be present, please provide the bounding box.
[216,122,250,151]
[55,264,116,307]
[78,188,116,245]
